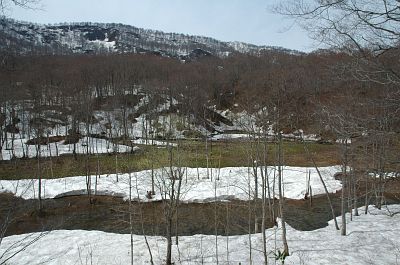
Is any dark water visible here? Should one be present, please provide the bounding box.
[1,192,397,237]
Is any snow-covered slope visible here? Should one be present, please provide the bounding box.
[1,204,399,265]
[0,18,303,57]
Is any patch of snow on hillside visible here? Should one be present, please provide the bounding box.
[1,137,136,160]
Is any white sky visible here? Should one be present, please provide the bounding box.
[7,0,317,52]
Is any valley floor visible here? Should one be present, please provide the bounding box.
[1,166,398,264]
[0,166,342,202]
[1,204,399,265]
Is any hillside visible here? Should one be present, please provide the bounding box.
[0,18,302,58]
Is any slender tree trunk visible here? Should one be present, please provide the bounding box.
[164,111,183,265]
[341,175,347,236]
[86,155,91,204]
[214,177,219,265]
[225,202,230,264]
[115,154,118,182]
[129,172,134,265]
[278,133,289,256]
[166,213,173,265]
[95,156,99,195]
[264,140,274,222]
[204,107,210,179]
[151,161,155,195]
[258,134,269,265]
[348,169,353,221]
[261,163,268,265]
[341,141,348,236]
[134,172,154,265]
[37,143,42,211]
[302,139,339,230]
[247,165,253,264]
[353,171,359,216]
[253,140,258,200]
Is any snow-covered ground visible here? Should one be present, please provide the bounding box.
[0,166,341,201]
[131,138,178,147]
[1,136,137,161]
[1,204,399,265]
[210,133,253,141]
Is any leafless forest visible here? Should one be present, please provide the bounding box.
[1,1,400,265]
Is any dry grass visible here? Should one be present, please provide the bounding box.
[0,140,340,180]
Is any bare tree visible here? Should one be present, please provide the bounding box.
[0,0,39,12]
[155,100,184,265]
[0,183,50,265]
[277,131,289,256]
[158,155,184,265]
[275,1,400,86]
[302,137,340,230]
[276,0,400,236]
[276,1,399,52]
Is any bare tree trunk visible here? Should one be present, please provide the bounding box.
[129,172,134,265]
[261,163,268,265]
[214,177,219,265]
[348,168,353,221]
[10,127,15,158]
[86,158,91,204]
[204,107,210,179]
[363,143,369,214]
[252,138,258,200]
[95,156,99,195]
[341,174,347,236]
[225,202,230,264]
[47,134,54,179]
[151,161,155,195]
[246,164,253,264]
[302,138,339,230]
[258,134,269,265]
[134,172,155,265]
[115,154,118,182]
[166,210,173,265]
[353,171,359,217]
[278,133,289,256]
[341,140,348,236]
[37,143,42,211]
[163,111,183,265]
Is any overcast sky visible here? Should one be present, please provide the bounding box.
[8,0,316,52]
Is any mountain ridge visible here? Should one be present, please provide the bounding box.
[0,17,304,58]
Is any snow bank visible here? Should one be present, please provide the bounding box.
[0,166,342,201]
[1,205,400,265]
[1,136,137,161]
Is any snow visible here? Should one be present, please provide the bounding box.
[210,133,252,141]
[210,132,320,142]
[1,204,400,265]
[336,138,352,144]
[1,136,137,161]
[213,109,321,142]
[369,172,400,179]
[131,138,177,147]
[2,95,324,157]
[0,166,342,201]
[89,40,116,51]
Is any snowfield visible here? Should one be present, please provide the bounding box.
[0,166,342,201]
[1,205,399,265]
[1,136,137,161]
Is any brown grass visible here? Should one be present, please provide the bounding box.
[0,140,340,180]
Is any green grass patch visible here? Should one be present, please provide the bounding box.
[0,140,340,180]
